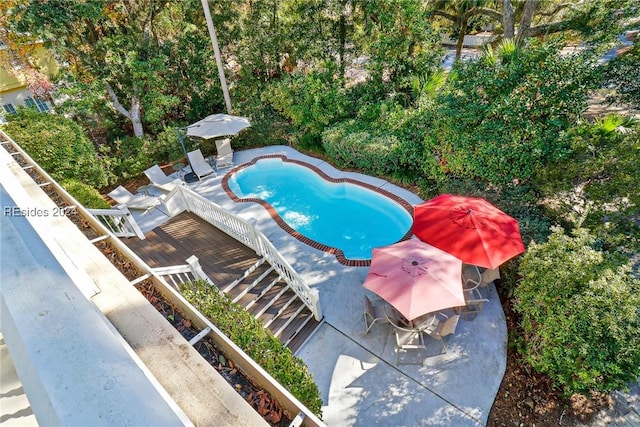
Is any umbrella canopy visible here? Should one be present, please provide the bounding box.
[186,113,251,139]
[412,194,525,269]
[363,239,464,321]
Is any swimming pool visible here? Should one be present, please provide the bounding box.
[224,156,412,264]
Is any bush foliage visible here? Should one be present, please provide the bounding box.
[4,108,107,188]
[514,227,640,396]
[61,179,110,209]
[180,280,323,415]
[424,39,600,185]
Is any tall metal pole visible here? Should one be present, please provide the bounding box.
[201,0,233,114]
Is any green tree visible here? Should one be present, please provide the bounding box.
[3,108,107,188]
[514,227,640,396]
[603,42,640,112]
[431,0,495,59]
[8,0,235,138]
[424,39,600,185]
[430,0,637,46]
[360,0,442,91]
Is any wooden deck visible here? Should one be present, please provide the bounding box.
[122,212,321,353]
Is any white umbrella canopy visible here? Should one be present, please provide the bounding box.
[186,113,251,139]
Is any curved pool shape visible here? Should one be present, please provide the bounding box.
[225,156,412,263]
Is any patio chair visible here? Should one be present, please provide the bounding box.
[455,296,490,321]
[144,164,185,193]
[215,138,234,169]
[393,323,426,365]
[423,314,460,354]
[107,185,165,215]
[479,267,500,299]
[187,149,217,180]
[363,295,388,334]
[462,264,481,293]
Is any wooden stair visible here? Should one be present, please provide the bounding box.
[222,260,320,352]
[122,212,322,354]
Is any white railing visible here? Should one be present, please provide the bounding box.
[87,204,145,239]
[254,233,322,321]
[152,256,216,290]
[167,187,323,321]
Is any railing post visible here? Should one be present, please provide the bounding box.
[118,204,145,239]
[186,255,217,288]
[308,288,322,321]
[247,219,263,256]
[180,186,194,213]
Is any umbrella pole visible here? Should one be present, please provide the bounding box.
[176,127,189,164]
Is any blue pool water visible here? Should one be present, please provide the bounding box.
[227,158,412,260]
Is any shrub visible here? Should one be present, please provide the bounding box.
[61,179,110,209]
[142,126,189,163]
[514,227,640,397]
[322,122,402,176]
[535,117,640,252]
[180,280,323,415]
[3,108,107,188]
[262,63,350,147]
[425,38,600,185]
[101,136,152,181]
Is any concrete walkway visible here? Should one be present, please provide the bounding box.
[170,146,508,426]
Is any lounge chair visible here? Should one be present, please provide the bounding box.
[479,267,500,299]
[144,164,185,193]
[186,149,217,180]
[107,185,164,215]
[214,138,234,169]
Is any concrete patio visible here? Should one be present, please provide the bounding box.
[142,145,508,426]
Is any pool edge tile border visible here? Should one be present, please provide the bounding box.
[221,154,414,267]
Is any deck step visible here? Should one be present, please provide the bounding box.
[245,276,282,310]
[232,266,275,303]
[263,294,299,329]
[251,281,290,316]
[283,313,315,348]
[222,257,266,293]
[273,304,307,339]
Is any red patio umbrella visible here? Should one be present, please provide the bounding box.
[363,239,465,321]
[412,194,525,269]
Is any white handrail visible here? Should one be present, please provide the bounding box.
[168,186,323,321]
[87,204,145,239]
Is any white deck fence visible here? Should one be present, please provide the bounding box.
[87,204,145,239]
[171,186,323,321]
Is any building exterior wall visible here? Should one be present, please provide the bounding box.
[0,40,58,119]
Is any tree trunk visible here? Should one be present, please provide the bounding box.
[338,0,347,83]
[502,0,515,39]
[516,0,539,44]
[130,96,143,138]
[455,18,469,60]
[105,82,144,138]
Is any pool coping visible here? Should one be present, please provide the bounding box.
[221,154,414,267]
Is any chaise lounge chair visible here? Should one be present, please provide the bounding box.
[214,138,234,169]
[144,164,185,193]
[107,185,165,215]
[186,149,217,180]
